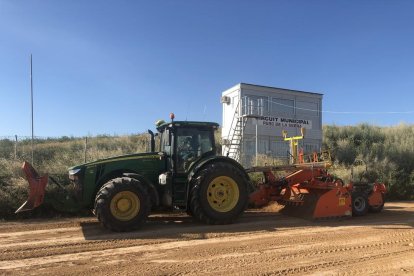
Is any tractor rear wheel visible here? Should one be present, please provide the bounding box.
[94,177,151,232]
[189,162,249,225]
[351,191,368,216]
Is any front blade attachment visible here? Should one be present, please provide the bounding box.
[15,161,48,213]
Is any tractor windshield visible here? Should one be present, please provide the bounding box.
[176,127,214,172]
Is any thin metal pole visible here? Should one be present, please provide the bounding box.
[14,135,17,159]
[84,137,88,163]
[255,119,258,166]
[30,54,34,165]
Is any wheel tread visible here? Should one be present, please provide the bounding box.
[189,162,249,225]
[94,177,151,232]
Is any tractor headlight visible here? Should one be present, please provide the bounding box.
[68,167,84,199]
[69,168,83,188]
[69,168,81,181]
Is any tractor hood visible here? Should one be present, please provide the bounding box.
[68,152,163,209]
[68,152,160,171]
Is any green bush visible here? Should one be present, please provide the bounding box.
[324,124,414,200]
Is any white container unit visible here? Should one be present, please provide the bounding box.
[221,83,323,167]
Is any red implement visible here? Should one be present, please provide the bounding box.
[248,163,386,219]
[367,183,386,211]
[15,162,48,213]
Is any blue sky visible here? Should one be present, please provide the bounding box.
[1,1,414,137]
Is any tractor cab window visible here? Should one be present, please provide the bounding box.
[160,128,172,155]
[176,128,214,172]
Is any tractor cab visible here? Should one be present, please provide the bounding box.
[155,119,219,174]
[153,119,220,209]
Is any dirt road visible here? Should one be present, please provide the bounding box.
[1,202,413,275]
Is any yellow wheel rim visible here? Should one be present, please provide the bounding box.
[110,191,140,221]
[207,176,239,212]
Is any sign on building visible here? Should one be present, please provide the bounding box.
[256,116,312,129]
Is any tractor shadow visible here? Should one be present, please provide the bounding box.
[80,203,414,241]
[80,212,278,241]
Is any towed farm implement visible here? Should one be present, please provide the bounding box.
[16,115,386,231]
[248,154,386,219]
[247,128,386,219]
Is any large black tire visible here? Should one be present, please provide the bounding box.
[352,191,368,217]
[189,162,249,225]
[369,194,385,213]
[94,177,151,232]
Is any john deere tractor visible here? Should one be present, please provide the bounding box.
[17,116,251,232]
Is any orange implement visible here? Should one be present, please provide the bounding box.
[312,188,352,218]
[248,163,387,219]
[368,183,386,209]
[15,162,48,213]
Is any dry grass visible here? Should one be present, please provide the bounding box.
[0,134,150,219]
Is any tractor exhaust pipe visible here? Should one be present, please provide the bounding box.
[148,130,155,152]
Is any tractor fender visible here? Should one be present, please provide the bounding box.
[94,170,159,208]
[122,173,160,208]
[187,156,253,191]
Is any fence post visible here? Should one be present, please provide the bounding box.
[14,135,18,159]
[84,137,88,163]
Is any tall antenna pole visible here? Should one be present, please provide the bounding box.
[30,54,34,164]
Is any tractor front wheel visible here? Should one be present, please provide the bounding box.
[94,177,151,232]
[189,162,249,224]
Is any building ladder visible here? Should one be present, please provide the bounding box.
[225,101,247,162]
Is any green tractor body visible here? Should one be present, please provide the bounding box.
[21,120,251,231]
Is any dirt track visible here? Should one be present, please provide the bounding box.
[1,202,414,275]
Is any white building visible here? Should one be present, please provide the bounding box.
[221,83,323,167]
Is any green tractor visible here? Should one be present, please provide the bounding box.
[17,117,251,232]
